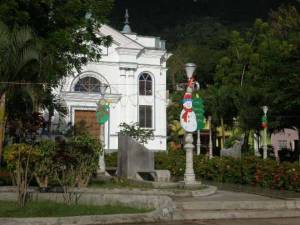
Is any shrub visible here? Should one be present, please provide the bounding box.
[119,122,154,144]
[34,140,56,188]
[4,144,41,207]
[69,134,102,187]
[155,150,185,180]
[105,152,118,167]
[155,151,300,192]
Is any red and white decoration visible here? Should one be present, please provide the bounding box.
[180,92,197,132]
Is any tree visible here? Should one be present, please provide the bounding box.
[215,14,298,151]
[268,5,300,137]
[0,23,40,164]
[0,1,113,152]
[202,86,237,149]
[166,17,230,92]
[0,0,113,79]
[4,144,41,207]
[119,122,154,145]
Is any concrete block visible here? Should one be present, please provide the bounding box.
[117,134,154,179]
[154,170,171,182]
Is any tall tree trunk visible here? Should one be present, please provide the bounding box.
[0,92,6,166]
[220,117,225,149]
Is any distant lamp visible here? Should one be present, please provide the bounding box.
[185,63,197,79]
[85,11,92,20]
[262,106,268,115]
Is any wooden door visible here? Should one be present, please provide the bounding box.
[74,110,100,139]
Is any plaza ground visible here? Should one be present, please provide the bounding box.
[108,217,300,225]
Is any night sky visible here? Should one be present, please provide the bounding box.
[109,0,299,36]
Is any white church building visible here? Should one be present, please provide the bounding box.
[55,13,170,152]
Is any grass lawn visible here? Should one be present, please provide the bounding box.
[0,200,152,218]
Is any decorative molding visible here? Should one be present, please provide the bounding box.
[89,61,167,69]
[61,92,122,104]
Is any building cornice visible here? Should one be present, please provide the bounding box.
[61,92,122,104]
[89,61,167,69]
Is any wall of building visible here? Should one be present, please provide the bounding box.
[55,25,168,152]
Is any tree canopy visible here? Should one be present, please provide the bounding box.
[0,0,113,82]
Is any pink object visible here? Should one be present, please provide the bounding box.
[271,129,299,152]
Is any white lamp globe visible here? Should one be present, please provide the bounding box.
[185,63,196,79]
[262,106,268,114]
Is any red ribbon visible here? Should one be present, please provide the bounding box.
[182,106,192,122]
[188,78,194,88]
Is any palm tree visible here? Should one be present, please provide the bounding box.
[0,22,40,164]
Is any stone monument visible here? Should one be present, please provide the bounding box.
[117,134,154,179]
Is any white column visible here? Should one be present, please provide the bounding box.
[184,85,196,185]
[98,124,106,174]
[197,130,201,155]
[208,116,213,159]
[263,127,268,160]
[184,133,196,184]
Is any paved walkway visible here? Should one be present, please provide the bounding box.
[107,217,300,225]
[173,190,276,202]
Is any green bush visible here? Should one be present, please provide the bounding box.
[155,151,300,191]
[68,134,102,188]
[3,144,41,207]
[155,150,185,180]
[105,152,118,167]
[35,140,56,188]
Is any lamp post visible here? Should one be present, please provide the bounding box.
[208,116,213,159]
[183,63,197,185]
[98,83,109,174]
[262,106,268,160]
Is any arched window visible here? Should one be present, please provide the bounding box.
[139,73,152,95]
[74,77,102,93]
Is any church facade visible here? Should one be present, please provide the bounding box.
[54,20,170,152]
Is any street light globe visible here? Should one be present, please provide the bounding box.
[262,106,268,114]
[185,63,196,79]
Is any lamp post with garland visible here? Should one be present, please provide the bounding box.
[261,106,268,160]
[96,83,109,174]
[180,63,199,186]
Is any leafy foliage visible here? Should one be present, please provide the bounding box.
[69,134,102,187]
[4,144,41,207]
[119,122,154,144]
[0,0,113,77]
[168,120,184,151]
[34,140,56,188]
[155,152,300,191]
[51,134,102,203]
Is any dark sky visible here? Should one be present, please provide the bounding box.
[109,0,299,35]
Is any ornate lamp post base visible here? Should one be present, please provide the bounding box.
[183,133,199,186]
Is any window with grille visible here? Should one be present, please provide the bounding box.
[74,77,102,93]
[139,105,152,128]
[139,73,152,95]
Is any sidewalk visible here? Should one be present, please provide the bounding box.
[173,190,300,220]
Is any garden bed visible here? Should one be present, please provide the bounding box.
[0,200,152,218]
